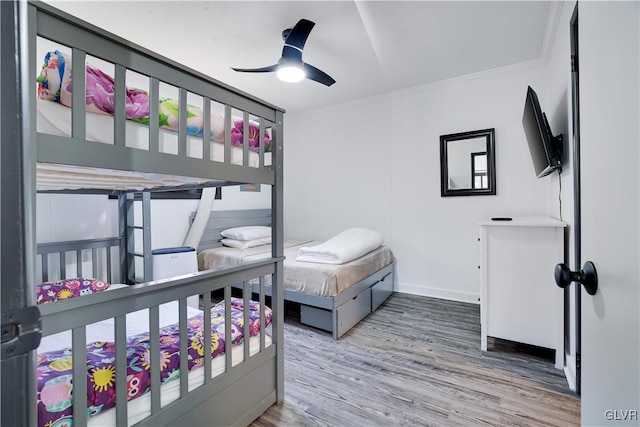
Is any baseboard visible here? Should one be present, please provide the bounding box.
[564,356,577,392]
[395,282,480,304]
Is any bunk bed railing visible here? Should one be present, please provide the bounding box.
[32,2,279,186]
[37,236,123,284]
[38,259,278,335]
[37,258,280,427]
[37,133,274,186]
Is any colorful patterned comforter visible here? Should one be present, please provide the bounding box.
[37,298,271,427]
[37,50,270,152]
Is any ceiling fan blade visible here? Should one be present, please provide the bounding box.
[285,19,315,52]
[281,45,303,63]
[231,64,279,73]
[303,63,336,86]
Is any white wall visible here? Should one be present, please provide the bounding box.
[36,194,119,243]
[284,61,559,302]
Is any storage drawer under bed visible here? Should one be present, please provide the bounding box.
[301,287,372,337]
[371,270,394,311]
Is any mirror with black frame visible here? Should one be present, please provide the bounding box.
[440,128,496,197]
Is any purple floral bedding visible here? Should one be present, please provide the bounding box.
[37,50,271,152]
[36,278,110,305]
[37,298,271,427]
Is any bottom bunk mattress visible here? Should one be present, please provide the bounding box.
[37,295,271,427]
[198,240,394,297]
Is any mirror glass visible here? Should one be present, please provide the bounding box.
[440,128,496,197]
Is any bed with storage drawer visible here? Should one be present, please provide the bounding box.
[194,210,395,339]
[1,2,284,427]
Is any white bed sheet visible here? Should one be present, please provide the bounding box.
[36,99,269,191]
[198,240,395,297]
[38,292,271,427]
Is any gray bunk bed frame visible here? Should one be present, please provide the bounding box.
[193,209,395,339]
[0,2,285,427]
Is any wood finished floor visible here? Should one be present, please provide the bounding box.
[251,293,580,427]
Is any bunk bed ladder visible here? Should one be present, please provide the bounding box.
[121,192,152,284]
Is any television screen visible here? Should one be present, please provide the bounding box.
[522,86,562,178]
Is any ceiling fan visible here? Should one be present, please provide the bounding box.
[232,19,336,87]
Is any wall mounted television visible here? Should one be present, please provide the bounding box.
[522,85,563,178]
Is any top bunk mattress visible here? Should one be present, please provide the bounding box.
[198,240,394,298]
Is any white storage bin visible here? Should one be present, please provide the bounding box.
[152,246,199,308]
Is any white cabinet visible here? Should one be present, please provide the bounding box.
[479,217,566,368]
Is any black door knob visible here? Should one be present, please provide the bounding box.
[554,261,598,295]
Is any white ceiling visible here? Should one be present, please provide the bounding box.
[45,1,555,115]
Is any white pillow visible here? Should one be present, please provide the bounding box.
[221,237,271,249]
[220,225,271,241]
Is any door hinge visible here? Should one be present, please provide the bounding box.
[1,306,42,360]
[576,352,581,370]
[571,54,578,73]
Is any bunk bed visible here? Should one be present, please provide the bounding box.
[193,210,395,339]
[0,2,284,427]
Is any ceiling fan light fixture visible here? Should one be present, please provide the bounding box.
[276,64,305,83]
[232,19,335,86]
